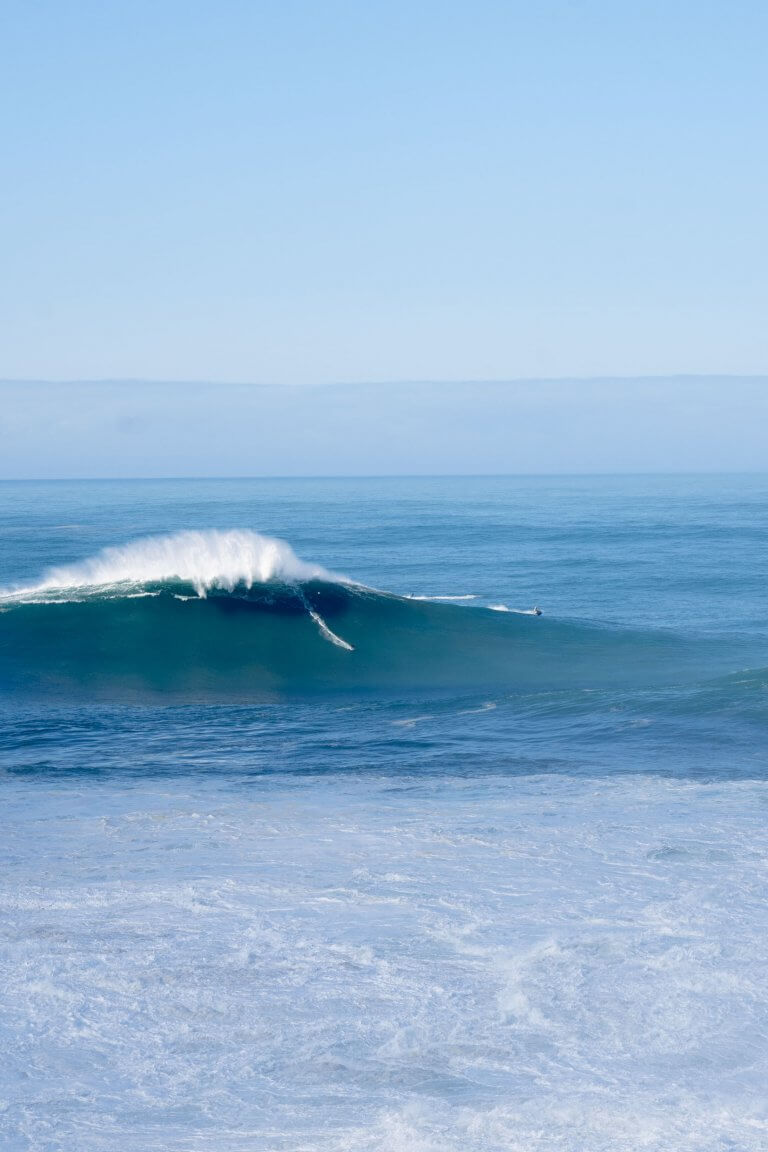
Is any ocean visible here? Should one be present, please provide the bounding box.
[1,475,767,1150]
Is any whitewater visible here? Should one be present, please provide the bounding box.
[1,475,767,1151]
[0,528,342,599]
[0,529,361,652]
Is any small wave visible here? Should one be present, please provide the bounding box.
[405,594,478,602]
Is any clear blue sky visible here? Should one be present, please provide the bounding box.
[1,0,767,384]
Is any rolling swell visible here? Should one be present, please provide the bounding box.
[0,530,745,700]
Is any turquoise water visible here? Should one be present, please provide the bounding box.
[1,476,767,1150]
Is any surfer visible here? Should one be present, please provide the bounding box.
[533,606,542,616]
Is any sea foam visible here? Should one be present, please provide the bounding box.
[1,530,342,600]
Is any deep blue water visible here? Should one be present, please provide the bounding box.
[1,476,767,1150]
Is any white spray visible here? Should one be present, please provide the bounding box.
[0,530,355,651]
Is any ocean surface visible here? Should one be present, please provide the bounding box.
[1,475,767,1151]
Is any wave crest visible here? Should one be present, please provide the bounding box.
[2,530,342,601]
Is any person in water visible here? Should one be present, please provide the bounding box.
[533,606,542,615]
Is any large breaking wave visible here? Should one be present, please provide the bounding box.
[0,530,749,700]
[3,530,342,599]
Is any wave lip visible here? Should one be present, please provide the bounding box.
[0,530,345,602]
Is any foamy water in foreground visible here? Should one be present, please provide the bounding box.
[1,475,767,1150]
[3,772,767,1151]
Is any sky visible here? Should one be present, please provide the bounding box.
[1,0,767,387]
[1,3,767,476]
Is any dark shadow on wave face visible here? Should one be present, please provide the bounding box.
[0,584,757,704]
[190,580,355,618]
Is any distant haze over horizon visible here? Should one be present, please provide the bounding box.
[2,377,766,479]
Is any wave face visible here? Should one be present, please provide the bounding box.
[0,530,743,701]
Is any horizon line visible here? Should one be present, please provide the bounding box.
[2,471,767,483]
[2,372,768,389]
